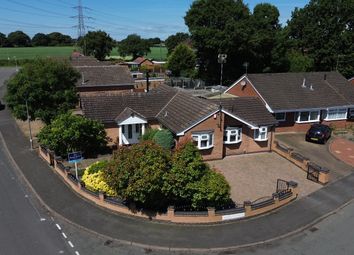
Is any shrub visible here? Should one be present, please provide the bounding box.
[81,161,117,196]
[140,128,159,141]
[152,129,174,149]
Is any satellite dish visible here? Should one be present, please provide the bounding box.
[240,80,246,86]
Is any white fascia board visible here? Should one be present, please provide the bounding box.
[176,110,220,136]
[273,105,354,113]
[222,109,258,129]
[118,116,147,125]
[224,74,274,113]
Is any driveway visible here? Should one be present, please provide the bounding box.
[276,133,354,181]
[209,152,321,203]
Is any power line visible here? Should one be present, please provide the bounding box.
[72,0,93,39]
[6,0,69,17]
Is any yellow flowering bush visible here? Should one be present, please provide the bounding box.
[81,161,117,196]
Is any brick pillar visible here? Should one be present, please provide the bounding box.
[272,193,280,206]
[99,191,105,201]
[318,168,330,185]
[207,207,216,217]
[244,201,252,216]
[288,181,299,196]
[167,206,175,218]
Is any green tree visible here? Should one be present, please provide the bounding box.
[167,43,196,77]
[118,34,151,59]
[7,31,31,47]
[152,129,174,149]
[32,33,50,46]
[192,170,231,208]
[5,58,80,124]
[165,32,190,54]
[104,142,170,208]
[163,142,207,203]
[185,0,251,84]
[287,0,354,77]
[0,32,9,47]
[140,128,159,141]
[47,32,73,46]
[38,113,107,157]
[79,30,114,61]
[288,51,314,72]
[146,37,161,46]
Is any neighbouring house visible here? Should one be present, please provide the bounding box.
[122,57,166,74]
[80,85,277,160]
[349,77,354,85]
[225,72,354,132]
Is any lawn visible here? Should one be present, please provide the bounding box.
[0,46,168,62]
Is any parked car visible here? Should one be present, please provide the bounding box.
[305,124,332,144]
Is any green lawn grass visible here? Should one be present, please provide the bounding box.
[0,46,168,61]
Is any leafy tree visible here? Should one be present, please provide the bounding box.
[47,32,72,46]
[7,31,31,47]
[32,33,50,46]
[104,141,170,208]
[81,161,117,196]
[118,34,150,59]
[146,37,161,46]
[287,0,354,77]
[288,51,314,72]
[0,32,9,47]
[152,129,174,149]
[165,32,190,54]
[163,142,207,203]
[5,58,80,124]
[185,0,251,84]
[191,170,231,208]
[140,128,159,141]
[78,30,114,61]
[167,43,196,77]
[38,113,108,157]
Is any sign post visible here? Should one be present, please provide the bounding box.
[68,152,83,180]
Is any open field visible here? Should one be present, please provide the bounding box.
[0,46,168,61]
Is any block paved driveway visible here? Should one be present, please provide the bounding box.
[209,153,321,203]
[276,133,354,181]
[330,138,354,167]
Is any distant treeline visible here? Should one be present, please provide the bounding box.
[0,31,75,47]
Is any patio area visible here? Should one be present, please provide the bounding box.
[209,152,322,203]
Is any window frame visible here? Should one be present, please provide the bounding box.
[295,110,320,123]
[192,132,214,150]
[324,108,348,121]
[275,112,286,121]
[224,127,242,144]
[254,126,268,142]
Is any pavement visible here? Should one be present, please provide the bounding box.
[210,153,321,202]
[276,133,354,181]
[2,67,354,250]
[330,138,354,167]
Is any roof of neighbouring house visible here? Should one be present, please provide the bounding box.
[133,57,153,65]
[70,55,110,67]
[76,65,134,87]
[212,97,278,127]
[227,71,354,111]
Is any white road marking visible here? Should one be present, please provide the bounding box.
[75,251,80,255]
[62,232,67,239]
[68,241,74,248]
[55,224,61,230]
[40,218,46,221]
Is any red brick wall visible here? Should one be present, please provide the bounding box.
[226,79,260,98]
[224,116,271,156]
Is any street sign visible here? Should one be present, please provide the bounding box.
[68,151,83,164]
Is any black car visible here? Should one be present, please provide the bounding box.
[305,124,332,144]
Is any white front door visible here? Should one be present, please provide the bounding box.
[121,124,143,145]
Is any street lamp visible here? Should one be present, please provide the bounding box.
[218,54,227,86]
[25,98,33,150]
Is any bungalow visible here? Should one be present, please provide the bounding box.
[80,85,277,160]
[225,72,354,132]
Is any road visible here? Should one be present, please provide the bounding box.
[0,140,77,255]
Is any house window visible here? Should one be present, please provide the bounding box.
[135,124,142,135]
[122,125,125,133]
[254,126,268,141]
[350,109,354,119]
[325,108,347,120]
[224,127,242,144]
[295,111,320,123]
[192,132,214,150]
[128,125,132,139]
[275,112,286,121]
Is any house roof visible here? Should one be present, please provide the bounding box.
[213,97,278,127]
[81,85,177,123]
[70,55,110,67]
[156,92,220,134]
[133,57,153,65]
[76,65,134,87]
[115,107,146,124]
[230,72,354,112]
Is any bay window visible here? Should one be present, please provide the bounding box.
[295,110,320,123]
[254,126,268,141]
[224,127,242,144]
[192,131,214,150]
[325,108,347,120]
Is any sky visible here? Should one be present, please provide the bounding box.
[0,0,309,40]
